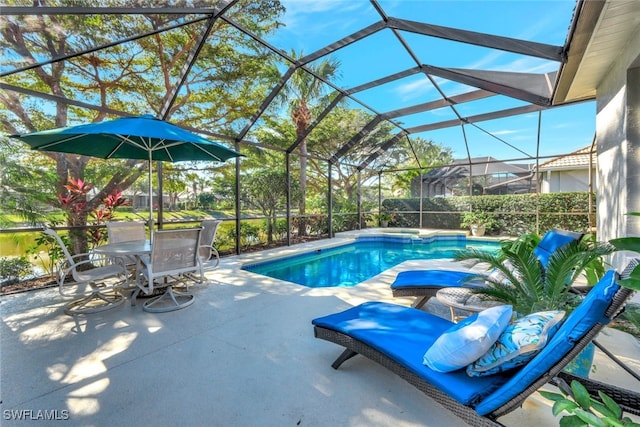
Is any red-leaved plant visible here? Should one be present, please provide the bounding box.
[58,178,130,250]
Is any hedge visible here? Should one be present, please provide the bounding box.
[382,192,595,236]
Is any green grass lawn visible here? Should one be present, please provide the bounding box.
[0,208,264,259]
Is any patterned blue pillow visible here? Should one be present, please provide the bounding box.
[466,310,565,377]
[423,305,513,373]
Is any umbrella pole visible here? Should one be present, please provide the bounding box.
[148,149,154,240]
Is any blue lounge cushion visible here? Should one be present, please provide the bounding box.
[423,305,513,372]
[391,270,481,290]
[475,270,619,415]
[391,230,582,292]
[533,229,583,268]
[312,302,512,405]
[466,310,565,377]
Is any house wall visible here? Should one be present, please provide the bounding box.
[540,169,595,193]
[596,30,640,269]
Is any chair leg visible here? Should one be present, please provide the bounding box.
[411,296,430,309]
[331,349,359,369]
[64,289,125,315]
[142,286,194,313]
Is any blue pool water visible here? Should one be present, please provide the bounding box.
[243,236,500,288]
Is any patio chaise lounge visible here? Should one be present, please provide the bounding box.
[391,229,584,308]
[312,262,639,426]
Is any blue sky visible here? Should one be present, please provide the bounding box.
[263,0,594,162]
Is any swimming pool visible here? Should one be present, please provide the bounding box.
[242,235,500,288]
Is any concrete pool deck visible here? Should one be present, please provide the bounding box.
[1,229,639,426]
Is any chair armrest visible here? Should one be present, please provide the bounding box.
[72,252,113,262]
[198,245,219,267]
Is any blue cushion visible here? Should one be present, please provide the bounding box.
[475,270,619,415]
[533,229,582,268]
[391,270,480,289]
[466,310,565,377]
[312,302,511,405]
[423,305,513,372]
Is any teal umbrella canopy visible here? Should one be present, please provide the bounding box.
[11,115,242,227]
[11,115,241,162]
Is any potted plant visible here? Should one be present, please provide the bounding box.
[454,234,614,315]
[460,211,498,236]
[374,212,393,227]
[454,233,615,376]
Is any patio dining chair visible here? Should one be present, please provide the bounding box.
[44,228,128,315]
[106,221,146,269]
[132,227,203,313]
[199,219,222,269]
[107,220,146,243]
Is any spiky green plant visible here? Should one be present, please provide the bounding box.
[453,237,615,315]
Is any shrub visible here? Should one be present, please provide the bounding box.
[382,192,594,236]
[0,257,33,285]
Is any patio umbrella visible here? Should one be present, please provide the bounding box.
[11,114,241,228]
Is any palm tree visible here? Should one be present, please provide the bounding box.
[283,50,340,235]
[454,234,614,315]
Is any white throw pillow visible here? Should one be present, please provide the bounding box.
[423,305,513,373]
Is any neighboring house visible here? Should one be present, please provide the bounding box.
[536,146,596,193]
[127,192,171,210]
[412,157,534,197]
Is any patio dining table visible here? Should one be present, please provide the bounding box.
[94,240,151,287]
[94,239,151,258]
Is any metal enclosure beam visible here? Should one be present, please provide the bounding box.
[422,65,555,106]
[297,21,387,65]
[0,6,220,15]
[407,104,547,134]
[358,130,408,170]
[383,89,495,119]
[160,1,238,119]
[330,116,384,164]
[387,17,566,62]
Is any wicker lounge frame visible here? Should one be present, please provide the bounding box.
[314,264,639,426]
[391,229,584,309]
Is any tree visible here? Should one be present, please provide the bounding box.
[252,108,405,218]
[0,1,285,253]
[161,164,187,210]
[390,137,453,197]
[306,107,396,202]
[278,51,341,235]
[186,172,203,208]
[243,169,300,244]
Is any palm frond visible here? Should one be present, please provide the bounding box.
[459,232,612,316]
[545,240,614,296]
[453,248,504,269]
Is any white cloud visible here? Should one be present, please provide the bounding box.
[492,129,519,136]
[395,79,434,100]
[279,0,368,34]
